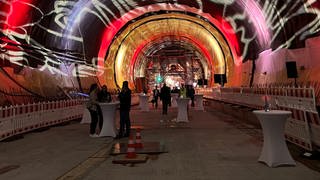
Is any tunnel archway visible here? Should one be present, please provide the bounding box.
[101,11,237,89]
[133,36,210,89]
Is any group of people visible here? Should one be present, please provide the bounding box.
[86,81,131,138]
[151,83,196,115]
[87,81,196,139]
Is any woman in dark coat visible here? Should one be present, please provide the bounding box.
[87,83,99,137]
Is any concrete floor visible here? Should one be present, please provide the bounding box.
[1,104,320,180]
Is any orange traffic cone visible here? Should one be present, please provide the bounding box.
[135,128,143,148]
[126,135,137,159]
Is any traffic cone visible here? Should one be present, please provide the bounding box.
[135,128,143,148]
[126,135,137,159]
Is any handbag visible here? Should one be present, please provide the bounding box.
[86,101,97,111]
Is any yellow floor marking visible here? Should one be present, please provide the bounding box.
[56,142,113,180]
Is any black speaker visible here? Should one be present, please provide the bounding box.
[214,74,227,84]
[197,79,208,86]
[203,79,208,85]
[286,61,298,78]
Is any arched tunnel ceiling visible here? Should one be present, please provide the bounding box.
[104,12,234,88]
[0,0,320,87]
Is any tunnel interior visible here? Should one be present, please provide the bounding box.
[0,0,320,105]
[104,11,236,90]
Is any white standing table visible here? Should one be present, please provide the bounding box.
[80,100,91,124]
[80,108,91,124]
[194,94,204,110]
[253,110,296,167]
[139,94,150,111]
[176,98,190,122]
[171,93,179,107]
[98,102,119,137]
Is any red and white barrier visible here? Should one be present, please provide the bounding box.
[0,98,86,141]
[198,86,320,151]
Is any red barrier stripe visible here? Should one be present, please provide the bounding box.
[306,112,317,125]
[295,89,300,97]
[307,112,313,124]
[299,110,305,121]
[278,88,282,95]
[6,108,10,117]
[303,89,308,98]
[313,113,320,125]
[292,109,298,120]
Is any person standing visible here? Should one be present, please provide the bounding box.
[97,85,112,132]
[160,83,171,115]
[152,85,160,108]
[87,83,100,137]
[171,86,180,94]
[98,85,112,103]
[117,81,132,138]
[180,84,187,98]
[188,85,195,107]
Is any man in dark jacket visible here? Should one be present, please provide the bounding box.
[160,83,171,115]
[117,81,131,138]
[187,85,195,107]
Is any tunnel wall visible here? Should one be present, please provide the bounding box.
[251,36,320,105]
